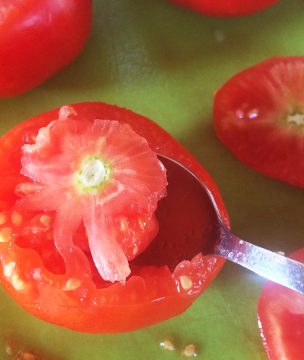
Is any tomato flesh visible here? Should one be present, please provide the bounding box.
[258,248,304,360]
[0,0,92,97]
[214,57,304,188]
[168,0,278,17]
[17,108,167,283]
[0,102,227,333]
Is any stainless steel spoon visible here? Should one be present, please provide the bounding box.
[157,154,304,294]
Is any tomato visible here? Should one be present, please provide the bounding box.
[167,0,278,17]
[0,102,227,333]
[258,248,304,360]
[214,57,304,188]
[0,0,92,97]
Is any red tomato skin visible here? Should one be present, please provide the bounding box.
[258,248,304,360]
[0,0,92,97]
[214,56,304,188]
[0,102,228,333]
[168,0,278,17]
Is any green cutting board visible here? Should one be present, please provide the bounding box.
[1,0,303,359]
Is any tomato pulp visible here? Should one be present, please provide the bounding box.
[214,57,304,188]
[0,102,227,333]
[258,248,304,360]
[168,0,278,17]
[0,0,92,97]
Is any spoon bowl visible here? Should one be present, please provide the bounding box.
[152,154,304,294]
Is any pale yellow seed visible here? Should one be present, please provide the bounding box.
[4,261,16,277]
[11,275,26,291]
[160,339,175,351]
[64,278,81,291]
[180,275,193,290]
[182,344,198,358]
[40,215,51,227]
[11,211,23,226]
[0,227,12,243]
[4,342,13,356]
[0,212,7,225]
[120,218,128,232]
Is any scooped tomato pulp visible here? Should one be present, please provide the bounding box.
[0,102,227,333]
[0,0,92,97]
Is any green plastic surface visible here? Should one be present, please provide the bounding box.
[0,0,304,359]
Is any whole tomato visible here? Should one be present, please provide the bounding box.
[0,0,92,97]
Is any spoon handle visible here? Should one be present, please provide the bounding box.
[215,225,304,294]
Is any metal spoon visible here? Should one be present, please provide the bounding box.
[157,154,304,294]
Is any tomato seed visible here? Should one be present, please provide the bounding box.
[11,275,26,291]
[214,29,225,43]
[4,341,14,356]
[182,344,198,358]
[160,339,175,351]
[4,262,16,277]
[11,211,23,226]
[63,278,81,291]
[0,212,7,225]
[0,227,13,243]
[39,215,51,227]
[179,276,193,290]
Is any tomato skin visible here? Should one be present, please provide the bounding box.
[168,0,278,17]
[258,248,304,360]
[0,102,227,333]
[214,56,304,188]
[0,0,92,97]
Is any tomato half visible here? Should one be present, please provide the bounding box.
[167,0,278,17]
[0,0,92,97]
[0,102,227,333]
[214,57,304,188]
[258,248,304,360]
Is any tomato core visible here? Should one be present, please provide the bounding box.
[76,156,111,193]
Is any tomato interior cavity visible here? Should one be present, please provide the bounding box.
[0,102,227,333]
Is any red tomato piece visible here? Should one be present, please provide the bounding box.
[0,102,227,333]
[258,248,304,360]
[214,57,304,188]
[168,0,278,17]
[0,0,92,97]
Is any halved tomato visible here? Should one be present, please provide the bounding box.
[167,0,278,17]
[214,57,304,188]
[258,248,304,360]
[0,102,227,333]
[0,0,92,97]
